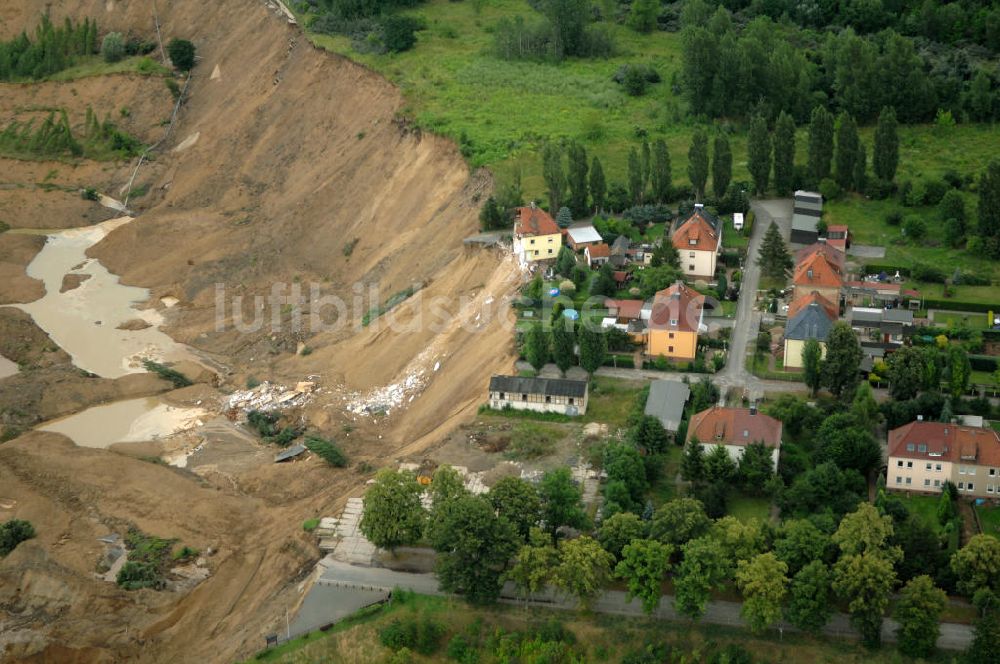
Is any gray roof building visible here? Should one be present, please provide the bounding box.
[644,380,691,433]
[488,375,588,398]
[791,190,823,244]
[785,302,835,341]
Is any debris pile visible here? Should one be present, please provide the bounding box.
[344,369,428,417]
[224,381,315,415]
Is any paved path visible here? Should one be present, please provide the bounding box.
[305,561,972,651]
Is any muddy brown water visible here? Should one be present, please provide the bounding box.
[38,397,207,448]
[0,353,17,379]
[15,217,193,379]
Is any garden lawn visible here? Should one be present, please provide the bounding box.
[932,311,991,329]
[582,375,643,429]
[976,504,1000,539]
[728,493,772,523]
[897,494,945,534]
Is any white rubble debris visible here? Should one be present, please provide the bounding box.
[224,380,315,412]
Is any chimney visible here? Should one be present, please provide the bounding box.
[750,402,757,415]
[917,414,924,421]
[530,201,536,209]
[694,203,704,210]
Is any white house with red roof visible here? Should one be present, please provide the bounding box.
[671,205,722,280]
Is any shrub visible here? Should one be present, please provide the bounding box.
[304,435,348,467]
[383,16,420,53]
[884,209,903,226]
[101,32,125,63]
[172,545,199,560]
[302,518,320,532]
[142,360,192,388]
[81,187,99,201]
[379,617,445,655]
[167,38,196,71]
[818,178,841,201]
[902,215,927,241]
[0,519,35,556]
[866,177,894,199]
[922,179,949,206]
[165,78,181,100]
[116,561,162,590]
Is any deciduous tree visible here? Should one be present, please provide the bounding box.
[627,0,660,33]
[834,112,860,191]
[552,535,614,608]
[649,497,711,548]
[578,325,608,375]
[895,575,947,658]
[428,495,520,604]
[948,343,972,398]
[807,106,834,185]
[167,38,196,71]
[821,322,862,399]
[598,511,647,560]
[651,139,672,204]
[786,560,833,632]
[950,534,1000,597]
[616,539,673,613]
[873,106,899,182]
[539,467,588,535]
[507,527,559,600]
[802,338,823,396]
[774,519,830,575]
[887,345,924,400]
[566,142,589,217]
[747,114,771,195]
[489,476,542,540]
[674,536,728,619]
[832,552,897,648]
[772,111,796,196]
[736,553,789,634]
[360,470,426,551]
[590,156,606,212]
[688,129,709,200]
[543,143,565,211]
[551,323,575,376]
[712,135,732,199]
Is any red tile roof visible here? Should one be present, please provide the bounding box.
[648,281,703,333]
[788,291,838,320]
[888,421,1000,467]
[612,271,630,283]
[795,242,845,270]
[605,298,644,320]
[587,243,610,258]
[794,251,843,289]
[687,406,783,448]
[515,206,560,237]
[672,210,720,253]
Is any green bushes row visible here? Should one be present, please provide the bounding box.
[304,435,348,467]
[142,360,192,388]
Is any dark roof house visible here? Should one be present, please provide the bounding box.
[644,380,690,433]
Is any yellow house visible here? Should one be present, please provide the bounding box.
[513,204,561,264]
[782,291,836,369]
[646,281,703,361]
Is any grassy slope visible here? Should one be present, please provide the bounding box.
[300,0,1000,300]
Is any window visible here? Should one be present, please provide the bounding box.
[533,250,539,256]
[689,252,696,258]
[895,476,902,484]
[669,319,678,326]
[688,264,695,271]
[530,238,535,245]
[668,346,674,353]
[906,443,915,452]
[905,477,912,485]
[521,394,528,401]
[936,464,942,472]
[934,479,941,487]
[669,333,675,339]
[926,463,932,470]
[568,398,574,406]
[807,268,814,278]
[988,485,995,494]
[897,460,904,467]
[969,468,976,475]
[545,396,551,404]
[958,482,965,490]
[960,466,966,474]
[924,479,930,486]
[990,469,997,477]
[689,239,697,245]
[918,444,927,453]
[968,483,974,492]
[499,392,505,400]
[907,461,913,468]
[547,249,553,254]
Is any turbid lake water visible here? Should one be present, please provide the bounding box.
[0,353,18,379]
[38,397,207,448]
[16,217,192,378]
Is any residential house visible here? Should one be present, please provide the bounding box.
[687,405,782,471]
[585,243,610,268]
[644,380,691,435]
[794,241,845,272]
[603,298,646,340]
[646,281,704,360]
[671,205,722,280]
[793,248,843,303]
[488,375,589,416]
[512,204,561,265]
[790,190,822,244]
[844,281,921,310]
[826,224,850,252]
[847,307,913,345]
[566,224,604,251]
[783,292,837,369]
[887,420,1000,499]
[609,235,631,268]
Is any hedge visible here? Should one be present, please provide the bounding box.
[603,354,635,368]
[970,355,999,372]
[923,299,996,314]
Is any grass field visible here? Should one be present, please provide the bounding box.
[252,591,952,664]
[897,494,944,533]
[583,375,643,429]
[932,310,991,329]
[45,54,170,81]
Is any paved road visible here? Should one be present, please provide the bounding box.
[307,561,972,651]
